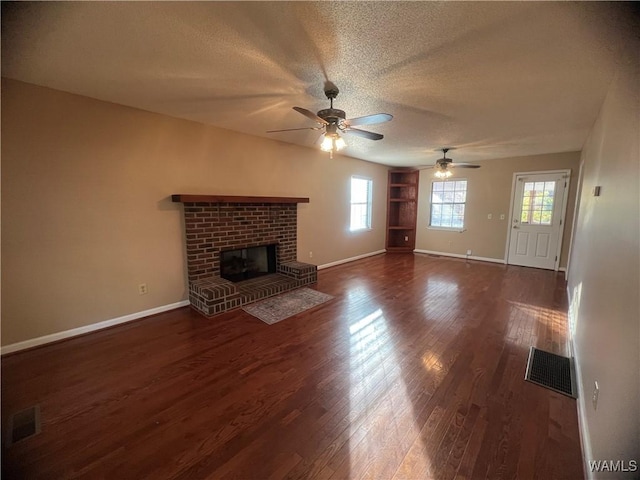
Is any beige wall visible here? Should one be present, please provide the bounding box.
[416,152,580,265]
[1,78,388,346]
[567,43,639,474]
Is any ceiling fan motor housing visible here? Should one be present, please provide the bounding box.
[317,108,346,124]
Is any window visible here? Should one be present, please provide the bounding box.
[521,181,555,225]
[350,176,372,231]
[430,179,467,229]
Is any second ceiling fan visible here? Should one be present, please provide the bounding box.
[422,148,481,178]
[267,82,393,157]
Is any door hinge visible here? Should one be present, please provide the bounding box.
[555,256,558,261]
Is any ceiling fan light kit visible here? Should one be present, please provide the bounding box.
[320,123,346,158]
[434,165,453,178]
[267,82,393,158]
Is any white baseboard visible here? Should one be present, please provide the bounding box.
[413,249,506,265]
[567,285,593,479]
[574,346,594,480]
[317,250,386,270]
[1,300,190,355]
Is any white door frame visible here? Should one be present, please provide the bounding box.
[504,169,571,271]
[565,159,584,279]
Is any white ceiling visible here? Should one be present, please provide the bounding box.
[2,2,637,166]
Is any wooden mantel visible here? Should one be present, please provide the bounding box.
[171,194,309,204]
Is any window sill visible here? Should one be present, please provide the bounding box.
[350,227,373,233]
[427,226,466,233]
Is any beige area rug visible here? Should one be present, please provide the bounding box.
[242,287,334,325]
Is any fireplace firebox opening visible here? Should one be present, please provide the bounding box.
[220,244,277,282]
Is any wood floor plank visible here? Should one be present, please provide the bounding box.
[2,254,585,479]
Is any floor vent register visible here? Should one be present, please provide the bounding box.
[525,347,576,398]
[6,405,41,446]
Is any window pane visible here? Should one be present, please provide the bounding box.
[351,178,369,203]
[350,204,367,230]
[454,191,466,202]
[431,206,442,226]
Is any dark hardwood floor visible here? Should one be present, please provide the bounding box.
[1,253,585,479]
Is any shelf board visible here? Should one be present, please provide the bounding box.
[388,227,416,231]
[390,183,417,187]
[389,198,417,202]
[171,194,310,204]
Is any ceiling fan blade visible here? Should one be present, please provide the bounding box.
[343,127,384,141]
[345,113,393,126]
[266,127,321,133]
[450,163,481,168]
[293,106,328,125]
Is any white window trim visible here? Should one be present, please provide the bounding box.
[350,176,373,232]
[427,226,466,233]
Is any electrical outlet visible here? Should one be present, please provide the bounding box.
[138,283,148,295]
[592,381,599,410]
[309,251,313,258]
[500,214,506,220]
[404,236,409,241]
[487,213,493,220]
[466,249,472,256]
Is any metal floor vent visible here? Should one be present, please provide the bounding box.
[525,347,576,398]
[6,405,41,446]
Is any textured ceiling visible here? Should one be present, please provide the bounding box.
[2,2,637,166]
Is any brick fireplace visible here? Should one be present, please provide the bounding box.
[172,195,317,316]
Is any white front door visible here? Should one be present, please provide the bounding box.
[507,172,569,270]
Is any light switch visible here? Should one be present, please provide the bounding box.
[487,213,492,220]
[500,214,505,220]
